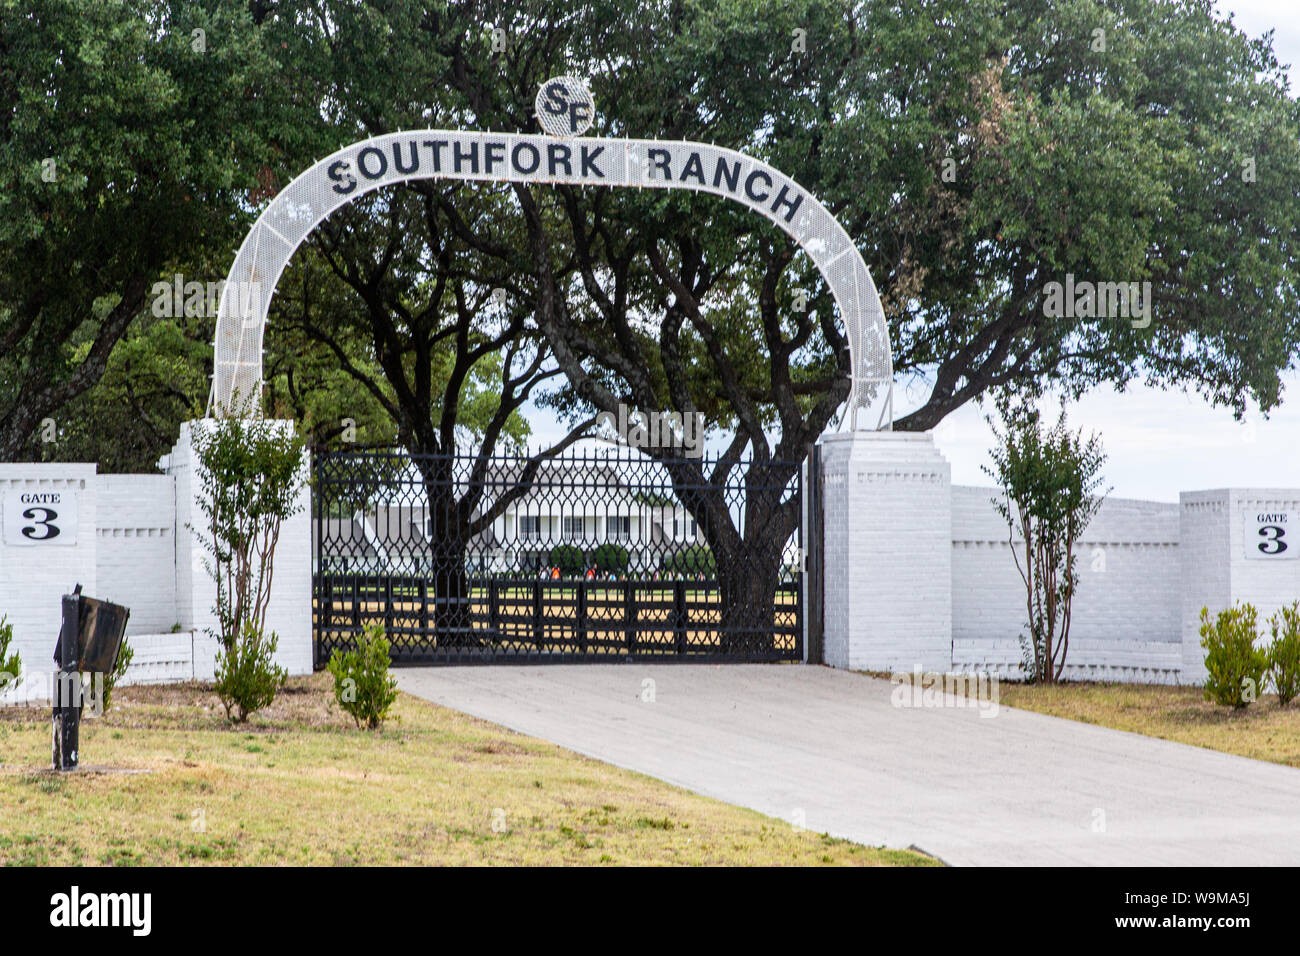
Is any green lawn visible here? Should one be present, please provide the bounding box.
[0,674,935,866]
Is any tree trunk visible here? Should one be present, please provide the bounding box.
[716,552,781,656]
[662,456,797,658]
[418,457,479,649]
[430,535,476,648]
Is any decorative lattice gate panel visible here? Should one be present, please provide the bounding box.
[313,448,805,664]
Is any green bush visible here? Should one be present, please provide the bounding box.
[1267,602,1300,707]
[549,543,585,576]
[327,623,399,729]
[214,623,287,723]
[0,614,20,695]
[591,542,629,574]
[190,417,304,723]
[664,544,715,577]
[100,637,134,713]
[1200,604,1267,709]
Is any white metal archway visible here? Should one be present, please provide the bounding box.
[209,130,894,428]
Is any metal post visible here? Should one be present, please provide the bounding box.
[532,581,545,650]
[624,582,637,655]
[51,591,81,771]
[674,580,687,656]
[489,579,501,643]
[351,576,361,637]
[418,578,430,641]
[576,579,588,654]
[805,442,825,665]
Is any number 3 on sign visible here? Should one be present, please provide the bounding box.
[22,506,61,540]
[2,492,79,546]
[1247,512,1298,560]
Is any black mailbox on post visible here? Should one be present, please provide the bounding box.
[51,584,131,771]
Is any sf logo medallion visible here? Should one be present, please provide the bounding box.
[536,76,595,137]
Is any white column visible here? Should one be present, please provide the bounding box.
[164,419,313,678]
[1179,491,1231,684]
[1180,488,1300,685]
[819,431,952,673]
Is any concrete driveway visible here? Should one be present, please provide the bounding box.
[395,663,1300,865]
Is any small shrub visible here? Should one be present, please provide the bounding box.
[0,614,20,695]
[591,542,629,574]
[664,544,715,577]
[99,637,134,713]
[549,544,585,577]
[327,624,398,729]
[214,623,287,723]
[1200,604,1267,709]
[1267,602,1300,707]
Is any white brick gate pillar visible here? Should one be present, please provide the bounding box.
[1180,488,1300,685]
[819,431,952,673]
[163,419,313,678]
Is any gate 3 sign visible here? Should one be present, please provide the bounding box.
[1245,511,1297,559]
[2,490,79,546]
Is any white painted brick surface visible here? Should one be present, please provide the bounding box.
[96,474,177,635]
[820,431,952,673]
[1179,489,1300,684]
[4,425,1298,699]
[166,420,313,679]
[116,630,222,685]
[0,464,97,703]
[0,420,312,705]
[1179,491,1232,684]
[951,487,1182,681]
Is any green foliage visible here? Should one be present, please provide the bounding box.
[591,543,629,574]
[327,624,399,730]
[214,623,287,724]
[665,545,716,578]
[1200,604,1268,709]
[191,418,304,721]
[1267,603,1300,707]
[191,418,306,651]
[100,637,134,713]
[0,614,21,693]
[984,402,1108,683]
[0,0,296,459]
[549,544,585,577]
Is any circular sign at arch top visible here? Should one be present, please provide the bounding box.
[535,76,595,137]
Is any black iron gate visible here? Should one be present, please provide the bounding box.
[312,447,805,664]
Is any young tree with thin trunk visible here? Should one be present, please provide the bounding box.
[984,402,1108,683]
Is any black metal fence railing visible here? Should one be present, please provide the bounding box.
[312,446,804,664]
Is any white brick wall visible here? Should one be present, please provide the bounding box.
[0,419,312,704]
[96,474,177,635]
[817,435,1299,686]
[4,423,1298,697]
[0,464,97,703]
[1179,491,1232,683]
[951,487,1182,682]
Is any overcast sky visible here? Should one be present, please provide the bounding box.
[527,1,1299,502]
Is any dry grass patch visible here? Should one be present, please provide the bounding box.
[0,673,933,867]
[992,681,1300,768]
